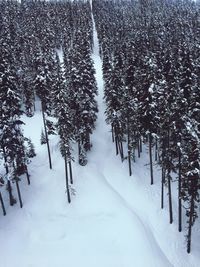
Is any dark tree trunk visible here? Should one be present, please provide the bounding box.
[78,141,81,158]
[2,147,15,206]
[137,139,140,158]
[167,171,173,224]
[155,137,158,161]
[69,160,73,184]
[16,179,23,208]
[166,129,173,223]
[157,151,161,165]
[42,105,52,170]
[133,132,136,163]
[88,134,91,151]
[133,149,136,163]
[161,167,165,209]
[2,146,9,174]
[25,165,30,185]
[115,135,119,156]
[121,142,124,160]
[127,120,132,176]
[178,148,182,232]
[128,150,132,176]
[118,141,124,161]
[85,132,91,151]
[7,180,15,206]
[111,124,115,143]
[64,154,71,204]
[139,137,142,153]
[149,131,154,185]
[33,94,36,112]
[187,194,194,254]
[0,192,6,216]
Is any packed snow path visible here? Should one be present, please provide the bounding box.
[1,8,200,267]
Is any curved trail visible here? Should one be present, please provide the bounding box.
[87,10,173,267]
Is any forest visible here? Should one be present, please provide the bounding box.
[0,0,200,255]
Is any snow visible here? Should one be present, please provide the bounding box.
[148,83,154,94]
[56,48,64,64]
[1,8,200,267]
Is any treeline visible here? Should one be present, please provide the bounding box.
[0,0,97,212]
[92,0,200,253]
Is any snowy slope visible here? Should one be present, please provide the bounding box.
[1,8,200,267]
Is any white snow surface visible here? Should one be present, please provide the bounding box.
[1,12,200,267]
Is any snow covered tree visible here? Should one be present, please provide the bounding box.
[53,67,74,203]
[33,51,54,169]
[0,34,29,204]
[67,29,98,166]
[181,129,200,253]
[25,138,36,158]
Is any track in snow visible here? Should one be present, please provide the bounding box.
[86,11,172,267]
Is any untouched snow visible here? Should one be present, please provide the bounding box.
[1,9,200,267]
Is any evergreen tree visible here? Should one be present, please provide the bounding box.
[25,138,36,158]
[53,67,74,202]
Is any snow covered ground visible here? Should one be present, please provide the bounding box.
[1,10,200,267]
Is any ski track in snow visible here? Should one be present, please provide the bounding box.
[89,16,172,267]
[0,6,200,267]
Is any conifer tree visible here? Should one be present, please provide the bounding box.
[53,67,74,202]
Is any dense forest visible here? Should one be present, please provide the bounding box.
[93,0,200,253]
[0,0,97,206]
[0,0,200,254]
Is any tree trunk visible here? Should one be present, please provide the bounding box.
[85,132,91,151]
[88,134,91,151]
[137,139,140,158]
[155,137,158,161]
[167,171,173,224]
[149,131,154,185]
[127,119,132,176]
[178,148,182,232]
[161,167,165,209]
[2,146,15,206]
[64,154,71,204]
[133,148,136,163]
[42,105,52,169]
[187,194,194,253]
[111,124,115,143]
[69,160,73,184]
[118,141,124,161]
[25,165,30,185]
[2,146,9,174]
[7,180,15,206]
[16,179,23,208]
[167,129,173,223]
[133,132,136,163]
[33,93,36,112]
[115,135,119,156]
[128,150,132,176]
[78,141,81,158]
[0,192,6,216]
[139,137,142,153]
